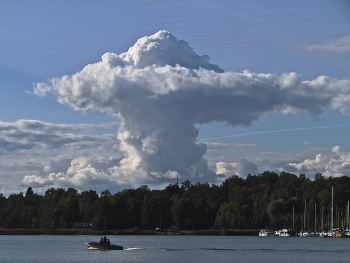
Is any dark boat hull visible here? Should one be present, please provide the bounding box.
[84,241,123,250]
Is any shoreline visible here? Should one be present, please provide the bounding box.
[2,229,259,236]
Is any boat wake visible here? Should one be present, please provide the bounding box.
[104,246,350,254]
[124,247,186,251]
[124,247,143,251]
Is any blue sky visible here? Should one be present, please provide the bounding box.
[1,0,350,195]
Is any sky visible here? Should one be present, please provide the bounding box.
[1,0,350,196]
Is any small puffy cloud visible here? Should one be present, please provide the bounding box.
[40,156,152,189]
[287,153,329,174]
[302,141,311,147]
[32,30,350,186]
[19,157,124,190]
[325,146,350,177]
[287,146,350,177]
[306,35,350,53]
[20,175,53,188]
[215,159,258,178]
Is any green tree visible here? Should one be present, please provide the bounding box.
[172,195,194,229]
[2,192,25,228]
[0,193,6,227]
[78,190,99,223]
[214,200,246,229]
[39,188,66,229]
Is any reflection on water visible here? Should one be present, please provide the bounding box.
[1,235,350,263]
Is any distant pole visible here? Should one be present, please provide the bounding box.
[303,199,306,235]
[160,210,162,231]
[336,206,338,229]
[346,200,350,230]
[315,203,317,237]
[321,206,324,231]
[331,186,334,231]
[293,206,295,230]
[301,214,303,236]
[304,199,306,230]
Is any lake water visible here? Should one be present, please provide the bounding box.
[1,235,350,263]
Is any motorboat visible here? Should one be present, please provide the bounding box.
[259,229,273,236]
[84,241,123,250]
[319,230,329,237]
[299,230,312,237]
[274,230,281,236]
[278,228,296,237]
[84,237,123,250]
[332,229,345,238]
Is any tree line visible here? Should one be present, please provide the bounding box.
[0,171,349,232]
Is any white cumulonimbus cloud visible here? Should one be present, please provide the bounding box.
[33,30,350,186]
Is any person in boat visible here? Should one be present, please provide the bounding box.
[103,236,107,244]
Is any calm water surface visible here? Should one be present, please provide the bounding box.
[1,235,350,263]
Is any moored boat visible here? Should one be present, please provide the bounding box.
[278,228,296,237]
[299,230,312,237]
[259,229,273,236]
[274,230,280,236]
[319,230,329,237]
[332,229,345,238]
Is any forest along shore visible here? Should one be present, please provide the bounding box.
[2,229,259,236]
[3,172,347,233]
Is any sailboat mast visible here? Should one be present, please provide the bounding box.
[304,199,306,230]
[293,206,295,230]
[331,186,334,231]
[346,200,350,230]
[315,203,317,237]
[321,206,324,231]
